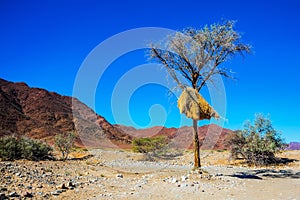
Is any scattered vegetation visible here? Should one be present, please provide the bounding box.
[55,132,76,161]
[132,136,182,161]
[0,136,53,161]
[229,114,286,165]
[132,136,168,153]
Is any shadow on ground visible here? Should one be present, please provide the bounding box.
[230,169,300,180]
[229,156,300,180]
[253,169,300,179]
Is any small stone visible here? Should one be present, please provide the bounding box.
[22,192,33,198]
[9,192,20,197]
[116,174,123,178]
[51,189,65,196]
[51,191,60,196]
[0,188,7,192]
[42,193,50,198]
[171,178,178,184]
[0,193,8,200]
[181,176,188,181]
[48,181,55,185]
[180,183,188,187]
[66,181,75,188]
[26,186,33,190]
[57,183,68,189]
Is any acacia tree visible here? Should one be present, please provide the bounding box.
[149,20,251,170]
[55,132,76,161]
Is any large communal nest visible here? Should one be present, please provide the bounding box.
[177,87,220,120]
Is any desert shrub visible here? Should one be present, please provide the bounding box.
[229,114,286,165]
[55,132,76,161]
[0,136,22,160]
[0,136,53,161]
[132,136,168,153]
[20,137,53,161]
[132,136,182,160]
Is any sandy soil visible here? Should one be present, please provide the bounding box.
[1,150,300,200]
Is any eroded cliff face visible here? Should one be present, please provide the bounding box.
[0,78,131,147]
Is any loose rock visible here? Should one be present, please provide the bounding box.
[116,174,123,178]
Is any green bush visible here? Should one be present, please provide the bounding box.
[21,138,53,161]
[229,114,286,165]
[132,136,168,154]
[0,136,22,160]
[132,136,183,160]
[0,136,53,161]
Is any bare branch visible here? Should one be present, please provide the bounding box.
[148,20,251,92]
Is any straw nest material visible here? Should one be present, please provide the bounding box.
[177,87,220,120]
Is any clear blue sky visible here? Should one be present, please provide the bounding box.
[0,0,299,142]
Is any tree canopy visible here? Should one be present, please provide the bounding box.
[149,20,251,91]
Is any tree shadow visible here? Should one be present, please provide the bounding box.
[276,157,297,165]
[229,172,263,180]
[139,150,183,162]
[228,157,299,180]
[230,168,300,180]
[252,169,300,179]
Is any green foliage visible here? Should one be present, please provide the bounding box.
[0,136,53,161]
[132,136,168,154]
[229,114,286,165]
[132,136,182,161]
[55,132,76,161]
[0,136,21,160]
[21,137,53,161]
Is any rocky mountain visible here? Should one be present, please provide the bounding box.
[115,124,234,150]
[286,142,300,150]
[0,78,234,150]
[0,78,131,148]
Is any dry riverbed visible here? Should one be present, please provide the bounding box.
[1,150,300,199]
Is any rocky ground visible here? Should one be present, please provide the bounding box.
[1,150,300,200]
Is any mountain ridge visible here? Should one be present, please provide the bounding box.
[0,78,131,148]
[3,78,296,150]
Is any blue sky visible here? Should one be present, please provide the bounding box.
[0,0,299,142]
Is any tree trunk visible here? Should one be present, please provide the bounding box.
[193,119,201,170]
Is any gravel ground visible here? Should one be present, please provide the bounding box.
[1,150,300,199]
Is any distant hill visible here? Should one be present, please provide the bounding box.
[0,78,234,150]
[115,124,234,150]
[286,142,300,150]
